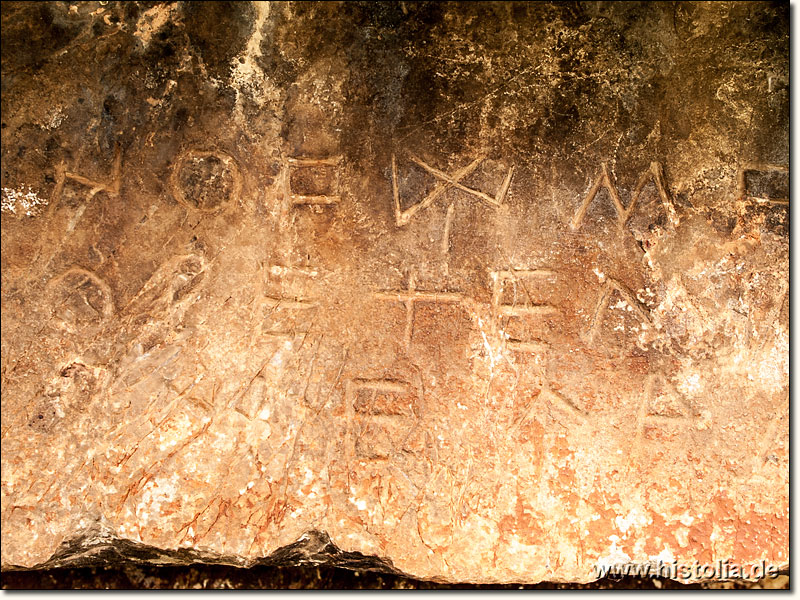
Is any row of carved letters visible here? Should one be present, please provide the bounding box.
[48,144,787,222]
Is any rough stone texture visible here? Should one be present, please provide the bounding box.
[0,1,788,584]
[1,564,790,590]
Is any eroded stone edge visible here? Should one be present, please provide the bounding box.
[0,523,789,585]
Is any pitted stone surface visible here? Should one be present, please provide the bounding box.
[0,1,788,583]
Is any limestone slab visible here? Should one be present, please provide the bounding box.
[0,1,788,583]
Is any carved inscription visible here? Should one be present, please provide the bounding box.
[391,152,514,250]
[540,385,587,424]
[587,277,651,345]
[46,267,115,330]
[632,372,700,453]
[56,143,123,201]
[232,371,271,421]
[571,161,678,231]
[344,378,419,461]
[491,269,559,353]
[0,1,790,578]
[257,265,319,340]
[642,373,694,423]
[19,144,124,283]
[407,155,514,210]
[739,164,789,205]
[374,274,464,350]
[170,149,242,213]
[285,157,341,205]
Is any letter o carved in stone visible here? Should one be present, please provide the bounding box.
[170,149,242,214]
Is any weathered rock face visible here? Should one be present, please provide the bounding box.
[0,1,788,584]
